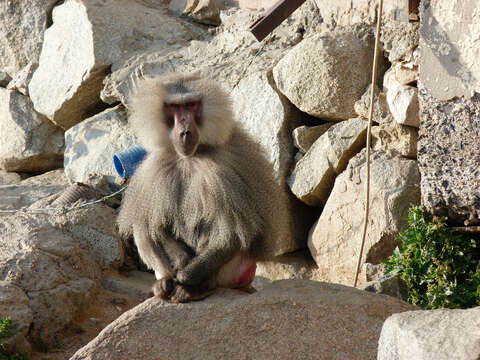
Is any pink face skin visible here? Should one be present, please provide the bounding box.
[164,100,202,157]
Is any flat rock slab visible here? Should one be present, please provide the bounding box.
[378,307,480,360]
[71,280,414,360]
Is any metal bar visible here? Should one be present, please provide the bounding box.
[249,0,307,42]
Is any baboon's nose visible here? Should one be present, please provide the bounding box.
[180,130,191,138]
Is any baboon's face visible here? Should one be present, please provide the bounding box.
[164,96,202,157]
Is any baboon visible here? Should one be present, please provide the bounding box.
[117,73,291,303]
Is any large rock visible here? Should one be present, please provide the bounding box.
[28,0,204,129]
[418,92,480,223]
[288,118,367,206]
[378,307,480,360]
[0,170,68,216]
[101,4,322,105]
[309,150,421,286]
[419,0,480,101]
[22,181,124,270]
[273,24,380,120]
[233,71,314,253]
[71,280,415,360]
[0,89,64,172]
[64,106,137,186]
[0,282,33,336]
[0,213,101,346]
[0,0,57,76]
[418,0,480,224]
[233,72,301,183]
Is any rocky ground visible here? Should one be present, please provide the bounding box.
[0,0,479,359]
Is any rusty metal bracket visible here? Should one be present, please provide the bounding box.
[249,0,307,42]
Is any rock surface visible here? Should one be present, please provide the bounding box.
[313,0,409,30]
[372,121,418,159]
[309,151,421,285]
[102,271,154,300]
[418,0,480,224]
[169,0,225,25]
[101,4,321,105]
[29,0,203,129]
[233,71,314,253]
[418,92,480,224]
[0,170,21,185]
[0,213,101,346]
[288,118,367,206]
[273,24,379,120]
[26,183,124,270]
[383,62,417,91]
[0,0,57,76]
[378,307,480,360]
[64,106,137,186]
[381,20,419,63]
[419,0,480,101]
[386,83,420,128]
[6,62,37,96]
[233,71,300,183]
[71,280,415,360]
[256,251,321,282]
[0,170,68,215]
[0,281,33,336]
[359,273,409,302]
[0,89,64,172]
[0,71,11,87]
[354,85,393,124]
[292,123,333,154]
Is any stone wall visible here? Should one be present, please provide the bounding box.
[418,0,480,224]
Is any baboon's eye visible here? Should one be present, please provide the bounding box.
[164,104,175,128]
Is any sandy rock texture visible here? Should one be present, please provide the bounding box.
[309,150,420,285]
[378,307,480,360]
[71,280,415,360]
[0,89,64,172]
[29,0,204,129]
[273,24,381,120]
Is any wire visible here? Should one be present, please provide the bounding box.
[353,0,384,288]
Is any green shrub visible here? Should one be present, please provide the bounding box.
[0,318,30,360]
[385,206,480,309]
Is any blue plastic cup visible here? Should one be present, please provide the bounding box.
[113,145,147,179]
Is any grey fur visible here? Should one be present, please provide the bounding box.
[118,74,292,298]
